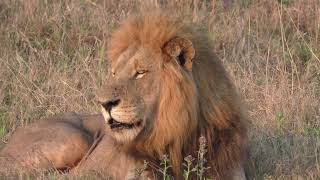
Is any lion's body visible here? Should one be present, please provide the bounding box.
[0,113,104,176]
[0,10,248,180]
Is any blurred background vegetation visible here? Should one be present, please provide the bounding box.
[0,0,319,179]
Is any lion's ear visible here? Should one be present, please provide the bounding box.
[163,37,195,71]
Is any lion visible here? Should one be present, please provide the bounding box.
[0,11,248,179]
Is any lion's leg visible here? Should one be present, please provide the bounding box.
[0,112,103,175]
[71,134,155,180]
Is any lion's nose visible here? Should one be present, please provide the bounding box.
[101,99,120,112]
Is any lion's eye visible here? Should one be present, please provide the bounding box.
[134,70,147,79]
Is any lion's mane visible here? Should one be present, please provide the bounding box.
[107,11,247,178]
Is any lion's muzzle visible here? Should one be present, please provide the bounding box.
[100,99,143,131]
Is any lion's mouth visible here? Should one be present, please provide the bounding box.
[108,118,141,130]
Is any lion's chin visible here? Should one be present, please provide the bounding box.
[110,126,143,143]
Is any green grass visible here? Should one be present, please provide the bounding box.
[0,0,319,179]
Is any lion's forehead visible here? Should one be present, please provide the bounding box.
[111,46,137,72]
[111,46,161,74]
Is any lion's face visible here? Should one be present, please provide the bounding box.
[97,46,163,143]
[98,36,196,144]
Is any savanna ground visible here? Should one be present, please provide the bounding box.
[0,0,319,179]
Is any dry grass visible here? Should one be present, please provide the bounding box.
[0,0,319,179]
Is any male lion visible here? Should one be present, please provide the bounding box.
[0,11,248,179]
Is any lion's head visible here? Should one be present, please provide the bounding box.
[97,12,198,145]
[97,11,247,178]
